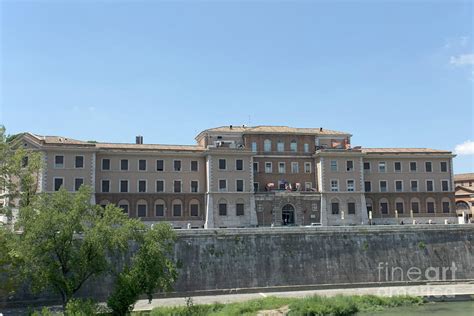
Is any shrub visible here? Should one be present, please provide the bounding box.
[65,298,98,315]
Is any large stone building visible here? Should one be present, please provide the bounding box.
[454,173,474,224]
[4,125,458,227]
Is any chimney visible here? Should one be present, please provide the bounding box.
[230,125,233,130]
[319,127,323,132]
[135,135,143,144]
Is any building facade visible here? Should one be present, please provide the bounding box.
[454,173,474,224]
[5,125,458,228]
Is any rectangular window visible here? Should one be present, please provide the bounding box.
[101,180,110,193]
[21,156,28,167]
[253,182,259,192]
[331,180,339,192]
[218,159,226,170]
[265,162,272,173]
[347,180,355,192]
[290,141,297,152]
[425,161,432,172]
[174,160,181,171]
[174,180,181,193]
[395,180,403,192]
[156,180,164,192]
[304,143,309,153]
[427,180,434,192]
[190,204,199,217]
[251,142,257,152]
[364,162,371,171]
[156,160,164,171]
[442,180,449,191]
[364,181,371,192]
[278,162,286,174]
[305,182,312,191]
[291,162,299,173]
[442,202,450,213]
[75,156,84,168]
[137,204,147,217]
[138,180,147,193]
[380,202,388,214]
[410,162,417,172]
[155,204,164,217]
[120,180,128,193]
[331,202,339,215]
[427,202,435,213]
[219,179,227,191]
[191,160,198,171]
[331,160,338,171]
[55,155,64,168]
[253,162,259,173]
[304,162,311,173]
[394,162,401,172]
[173,204,182,217]
[236,159,243,171]
[102,158,110,170]
[191,180,199,193]
[378,162,386,172]
[119,204,129,214]
[396,202,404,213]
[236,203,244,216]
[236,180,244,192]
[380,181,387,192]
[411,202,419,213]
[138,159,147,171]
[440,162,448,172]
[219,203,227,216]
[54,178,63,191]
[348,202,356,214]
[264,140,271,152]
[346,160,354,172]
[277,142,285,152]
[120,159,129,171]
[411,180,418,192]
[74,178,84,191]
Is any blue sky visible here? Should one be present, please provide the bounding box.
[1,1,473,173]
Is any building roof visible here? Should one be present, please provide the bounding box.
[95,143,203,152]
[454,173,474,181]
[361,148,452,154]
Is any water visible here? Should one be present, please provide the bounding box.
[360,301,474,315]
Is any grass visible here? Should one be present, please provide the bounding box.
[148,294,424,316]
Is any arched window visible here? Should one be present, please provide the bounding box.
[330,197,340,215]
[136,199,148,217]
[99,200,110,208]
[442,198,451,213]
[154,199,166,217]
[410,197,420,214]
[456,201,470,210]
[117,199,130,215]
[172,199,183,217]
[347,198,356,215]
[395,198,404,214]
[277,141,284,152]
[379,198,389,214]
[264,139,272,152]
[189,198,200,217]
[290,140,297,152]
[426,197,436,214]
[218,198,227,216]
[236,198,245,216]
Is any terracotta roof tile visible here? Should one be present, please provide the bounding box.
[200,125,350,136]
[454,173,474,181]
[361,148,452,154]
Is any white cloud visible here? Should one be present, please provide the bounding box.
[450,53,474,66]
[455,140,474,155]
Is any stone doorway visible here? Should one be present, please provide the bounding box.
[282,204,295,225]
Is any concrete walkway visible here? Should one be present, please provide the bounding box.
[133,282,474,311]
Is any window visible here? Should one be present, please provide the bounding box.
[380,181,387,192]
[331,160,338,171]
[442,180,449,192]
[174,160,181,171]
[346,160,354,172]
[348,202,356,214]
[331,180,339,192]
[191,181,199,193]
[137,204,147,217]
[411,180,418,192]
[156,160,164,171]
[236,159,243,171]
[236,203,244,216]
[120,180,128,193]
[138,159,147,171]
[425,161,432,172]
[410,162,417,172]
[364,162,371,171]
[236,180,244,192]
[347,180,355,192]
[440,162,448,172]
[395,180,403,192]
[290,140,297,152]
[442,202,450,213]
[251,142,257,152]
[380,202,388,214]
[291,162,299,173]
[119,204,129,214]
[253,162,259,173]
[138,180,147,193]
[101,180,110,193]
[219,179,227,191]
[172,203,182,217]
[265,162,272,173]
[120,159,129,171]
[156,180,164,192]
[21,156,28,167]
[155,204,165,217]
[394,162,401,172]
[74,178,84,191]
[190,204,199,217]
[305,182,312,191]
[55,155,64,168]
[174,180,182,193]
[218,159,226,170]
[54,178,63,191]
[427,202,435,213]
[396,202,404,214]
[219,203,227,216]
[278,162,286,174]
[331,202,339,214]
[253,182,259,192]
[364,181,371,192]
[264,139,272,152]
[304,162,311,173]
[277,141,284,152]
[304,143,309,153]
[191,160,198,171]
[75,156,84,168]
[378,162,386,172]
[102,158,110,170]
[411,202,419,213]
[426,180,434,192]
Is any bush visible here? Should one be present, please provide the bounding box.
[65,298,98,315]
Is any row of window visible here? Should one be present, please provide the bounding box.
[366,200,451,214]
[363,180,450,193]
[331,201,357,215]
[110,199,201,217]
[102,158,200,172]
[54,155,84,169]
[252,140,311,153]
[100,179,201,193]
[363,161,449,173]
[253,161,312,174]
[218,159,245,171]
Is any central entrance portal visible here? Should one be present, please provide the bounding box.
[282,204,295,225]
